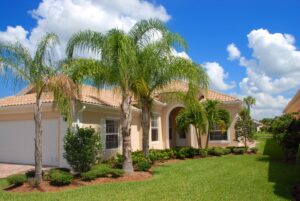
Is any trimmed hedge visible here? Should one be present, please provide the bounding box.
[233,147,246,155]
[81,164,123,181]
[48,169,73,186]
[6,174,27,186]
[250,147,258,154]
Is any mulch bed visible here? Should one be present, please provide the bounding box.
[5,171,153,193]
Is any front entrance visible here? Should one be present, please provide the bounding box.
[168,107,188,148]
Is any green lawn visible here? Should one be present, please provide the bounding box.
[0,138,298,201]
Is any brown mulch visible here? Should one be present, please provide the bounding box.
[5,171,152,193]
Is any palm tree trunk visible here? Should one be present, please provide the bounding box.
[244,136,247,149]
[205,125,210,149]
[34,95,43,184]
[196,128,202,149]
[141,100,151,157]
[120,93,134,173]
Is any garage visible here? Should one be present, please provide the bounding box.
[0,118,60,166]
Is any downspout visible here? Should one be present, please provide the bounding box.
[76,105,86,128]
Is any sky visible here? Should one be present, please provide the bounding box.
[0,0,299,119]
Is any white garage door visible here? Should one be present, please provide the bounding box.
[0,119,59,166]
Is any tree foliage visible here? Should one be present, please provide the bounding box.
[64,126,102,173]
[0,33,78,184]
[235,108,254,148]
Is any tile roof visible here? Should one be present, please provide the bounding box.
[0,85,122,108]
[0,82,241,108]
[155,81,241,103]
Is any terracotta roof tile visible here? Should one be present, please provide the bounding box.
[0,81,240,108]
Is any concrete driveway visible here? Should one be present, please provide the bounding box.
[0,163,34,178]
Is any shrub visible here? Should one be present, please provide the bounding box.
[64,126,102,173]
[110,169,124,178]
[198,149,208,157]
[81,164,123,181]
[232,147,245,155]
[81,170,98,181]
[250,147,258,154]
[6,174,27,186]
[49,169,73,186]
[148,149,171,161]
[136,159,151,171]
[25,170,35,178]
[223,148,232,155]
[208,147,224,156]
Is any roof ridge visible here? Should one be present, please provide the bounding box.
[207,88,240,101]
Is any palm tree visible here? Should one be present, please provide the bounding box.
[204,100,231,148]
[66,19,169,173]
[129,21,208,156]
[243,96,256,114]
[0,33,77,184]
[176,100,208,149]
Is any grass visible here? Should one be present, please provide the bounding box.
[0,137,298,201]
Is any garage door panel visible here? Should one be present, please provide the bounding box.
[0,119,59,166]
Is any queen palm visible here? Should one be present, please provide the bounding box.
[176,100,208,149]
[0,33,77,184]
[66,19,169,172]
[130,26,208,156]
[204,100,231,148]
[243,96,256,114]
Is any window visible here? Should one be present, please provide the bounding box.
[209,125,227,141]
[151,115,159,141]
[105,119,119,149]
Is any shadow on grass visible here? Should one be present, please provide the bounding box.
[257,138,300,200]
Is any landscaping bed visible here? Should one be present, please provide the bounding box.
[3,146,255,193]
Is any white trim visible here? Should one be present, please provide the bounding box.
[104,118,120,150]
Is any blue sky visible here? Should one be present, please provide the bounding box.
[0,0,299,119]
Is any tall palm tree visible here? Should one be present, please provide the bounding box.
[176,100,208,149]
[204,100,231,148]
[0,33,78,184]
[66,19,168,173]
[243,96,256,114]
[130,21,208,156]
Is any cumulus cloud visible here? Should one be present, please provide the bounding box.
[228,29,300,119]
[227,43,241,60]
[0,0,170,55]
[203,62,235,91]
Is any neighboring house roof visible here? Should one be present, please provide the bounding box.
[0,81,241,108]
[284,89,300,114]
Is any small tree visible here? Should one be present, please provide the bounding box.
[176,101,207,149]
[64,126,102,173]
[235,108,254,148]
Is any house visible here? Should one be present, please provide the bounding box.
[284,90,300,119]
[0,81,242,167]
[253,119,263,132]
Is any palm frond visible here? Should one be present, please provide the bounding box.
[66,30,104,58]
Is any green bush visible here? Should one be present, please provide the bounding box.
[6,174,27,186]
[81,164,123,181]
[232,147,245,155]
[223,148,232,155]
[208,147,224,156]
[250,147,258,154]
[149,149,171,161]
[110,169,124,178]
[136,159,151,171]
[49,169,73,186]
[25,170,35,178]
[64,126,102,173]
[198,149,208,157]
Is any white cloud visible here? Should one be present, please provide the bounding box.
[0,0,170,55]
[227,43,241,60]
[228,29,300,119]
[171,48,190,60]
[203,62,235,91]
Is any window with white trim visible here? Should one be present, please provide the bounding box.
[151,115,159,141]
[209,125,228,141]
[105,119,119,149]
